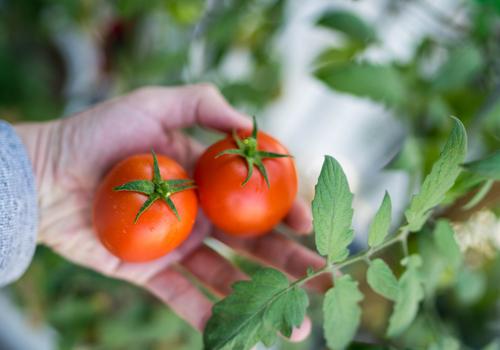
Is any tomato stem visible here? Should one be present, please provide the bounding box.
[215,116,292,188]
[113,150,196,223]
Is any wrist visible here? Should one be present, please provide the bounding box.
[14,121,61,217]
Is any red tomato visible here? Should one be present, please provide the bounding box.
[194,129,297,236]
[93,153,197,262]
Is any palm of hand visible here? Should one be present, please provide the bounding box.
[38,88,212,286]
[19,85,326,334]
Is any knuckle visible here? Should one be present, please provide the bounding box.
[194,82,220,97]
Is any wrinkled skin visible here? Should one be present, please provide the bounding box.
[14,84,329,339]
[195,130,297,236]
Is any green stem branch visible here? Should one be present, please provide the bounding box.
[293,228,411,288]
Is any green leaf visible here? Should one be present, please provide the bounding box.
[455,268,486,305]
[151,150,162,183]
[368,192,392,248]
[404,117,468,232]
[113,180,154,195]
[387,255,424,337]
[316,10,376,44]
[463,150,500,180]
[312,156,354,263]
[315,63,407,106]
[163,197,181,221]
[323,275,364,350]
[203,268,308,350]
[417,233,447,296]
[443,171,485,205]
[366,259,399,301]
[433,44,484,91]
[385,137,422,172]
[429,337,461,350]
[433,220,462,270]
[314,46,361,70]
[462,179,494,210]
[134,193,160,223]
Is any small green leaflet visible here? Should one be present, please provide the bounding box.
[462,179,494,210]
[312,156,354,263]
[463,150,500,180]
[323,275,364,350]
[404,117,467,232]
[366,259,399,301]
[368,192,392,248]
[203,268,308,350]
[387,255,424,337]
[385,136,422,173]
[314,46,361,70]
[315,63,407,107]
[433,220,462,270]
[316,10,376,44]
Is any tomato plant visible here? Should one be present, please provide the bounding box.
[93,151,197,262]
[194,118,297,236]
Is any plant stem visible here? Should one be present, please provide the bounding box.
[294,228,411,288]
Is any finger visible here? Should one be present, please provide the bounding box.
[146,265,213,331]
[214,232,332,293]
[289,317,312,342]
[180,245,247,297]
[284,198,313,235]
[154,131,204,172]
[127,84,252,132]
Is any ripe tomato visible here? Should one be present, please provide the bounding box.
[93,152,197,262]
[194,120,297,236]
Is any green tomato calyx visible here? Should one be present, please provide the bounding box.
[113,150,196,223]
[215,116,292,188]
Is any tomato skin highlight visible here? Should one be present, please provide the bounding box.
[194,130,298,236]
[93,154,197,262]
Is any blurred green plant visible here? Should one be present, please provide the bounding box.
[12,246,202,350]
[2,0,499,349]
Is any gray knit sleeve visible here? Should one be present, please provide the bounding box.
[0,121,38,287]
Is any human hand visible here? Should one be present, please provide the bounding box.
[15,84,327,340]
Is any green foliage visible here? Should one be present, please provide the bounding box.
[315,63,407,106]
[312,156,354,263]
[385,137,423,173]
[464,150,500,180]
[366,258,399,301]
[11,247,201,350]
[429,337,461,350]
[4,1,499,349]
[433,220,463,269]
[483,339,500,350]
[405,117,468,231]
[462,179,495,210]
[316,10,376,45]
[433,45,484,91]
[203,268,308,350]
[368,192,392,248]
[323,275,364,350]
[455,268,487,305]
[386,255,425,337]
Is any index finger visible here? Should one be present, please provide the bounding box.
[126,84,252,132]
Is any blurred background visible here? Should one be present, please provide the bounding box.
[1,0,499,349]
